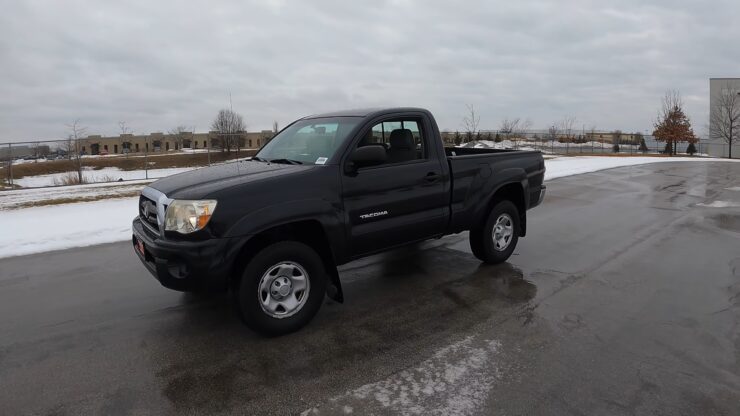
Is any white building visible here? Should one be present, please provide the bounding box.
[708,78,740,158]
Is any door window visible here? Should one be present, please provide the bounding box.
[358,119,426,165]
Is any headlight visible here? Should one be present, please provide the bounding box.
[165,200,217,234]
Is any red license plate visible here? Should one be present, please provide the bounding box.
[135,238,145,256]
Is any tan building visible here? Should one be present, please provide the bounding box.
[79,130,275,155]
[584,131,640,144]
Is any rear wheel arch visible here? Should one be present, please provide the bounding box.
[481,182,527,237]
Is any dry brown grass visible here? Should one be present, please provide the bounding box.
[4,150,257,179]
[52,171,87,186]
[8,192,142,209]
[0,177,20,190]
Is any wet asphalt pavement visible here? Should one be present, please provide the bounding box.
[1,161,740,415]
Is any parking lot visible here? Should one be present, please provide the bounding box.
[1,161,739,415]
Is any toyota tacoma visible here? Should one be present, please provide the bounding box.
[132,107,545,335]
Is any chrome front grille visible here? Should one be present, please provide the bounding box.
[139,187,172,236]
[139,195,158,230]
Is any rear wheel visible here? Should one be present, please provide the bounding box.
[470,200,520,264]
[236,241,327,335]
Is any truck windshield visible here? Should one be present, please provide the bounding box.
[255,117,361,165]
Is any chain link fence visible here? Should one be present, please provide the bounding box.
[1,133,260,190]
[448,131,739,158]
[2,130,737,191]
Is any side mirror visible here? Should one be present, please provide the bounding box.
[347,146,386,171]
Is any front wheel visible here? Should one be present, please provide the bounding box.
[470,200,520,264]
[237,241,327,335]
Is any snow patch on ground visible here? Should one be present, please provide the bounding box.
[697,200,740,208]
[303,336,502,416]
[0,181,150,210]
[544,156,740,181]
[13,167,196,188]
[0,198,138,258]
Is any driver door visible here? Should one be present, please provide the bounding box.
[341,116,448,256]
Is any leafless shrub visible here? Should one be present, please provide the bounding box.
[53,171,88,186]
[462,104,480,142]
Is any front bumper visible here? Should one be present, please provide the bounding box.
[132,218,235,292]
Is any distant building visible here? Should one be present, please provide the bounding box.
[69,130,275,156]
[583,131,640,144]
[708,78,740,158]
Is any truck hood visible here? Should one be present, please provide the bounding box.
[149,160,311,199]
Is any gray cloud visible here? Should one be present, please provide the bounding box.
[1,0,737,142]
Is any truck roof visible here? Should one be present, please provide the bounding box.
[303,107,430,120]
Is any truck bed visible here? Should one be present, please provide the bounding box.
[444,146,546,235]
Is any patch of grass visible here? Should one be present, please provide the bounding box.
[6,191,141,210]
[0,175,21,190]
[52,171,87,186]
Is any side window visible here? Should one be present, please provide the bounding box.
[358,119,426,165]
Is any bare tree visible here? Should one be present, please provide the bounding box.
[117,121,133,155]
[64,119,88,184]
[118,121,132,134]
[499,117,532,148]
[560,116,578,142]
[709,82,740,158]
[587,125,599,152]
[462,104,480,142]
[261,120,279,145]
[613,130,623,144]
[612,130,623,153]
[588,126,597,141]
[168,125,193,149]
[635,132,648,153]
[211,109,246,153]
[499,118,520,142]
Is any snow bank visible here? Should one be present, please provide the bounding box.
[13,167,196,188]
[465,139,638,151]
[0,181,150,210]
[0,198,138,258]
[544,156,739,181]
[1,156,739,259]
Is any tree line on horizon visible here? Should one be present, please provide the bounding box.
[451,88,740,158]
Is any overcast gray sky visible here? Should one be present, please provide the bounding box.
[0,0,737,142]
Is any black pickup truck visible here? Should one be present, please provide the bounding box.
[132,107,545,334]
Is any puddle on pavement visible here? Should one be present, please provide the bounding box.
[710,214,740,233]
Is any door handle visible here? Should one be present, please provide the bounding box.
[424,172,441,182]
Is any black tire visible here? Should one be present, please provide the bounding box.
[236,241,327,336]
[469,200,520,264]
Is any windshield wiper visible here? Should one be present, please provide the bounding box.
[268,158,303,165]
[251,156,268,162]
